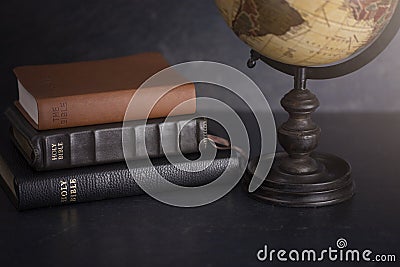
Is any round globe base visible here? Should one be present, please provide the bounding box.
[243,152,355,207]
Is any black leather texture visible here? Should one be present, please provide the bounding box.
[0,121,239,210]
[6,106,207,171]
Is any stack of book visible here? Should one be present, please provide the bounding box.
[0,52,238,210]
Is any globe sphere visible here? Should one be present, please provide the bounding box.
[216,0,398,66]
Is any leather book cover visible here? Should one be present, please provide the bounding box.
[14,52,196,130]
[0,116,239,210]
[6,105,207,171]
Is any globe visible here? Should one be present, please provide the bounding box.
[215,0,398,66]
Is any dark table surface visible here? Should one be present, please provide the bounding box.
[0,112,399,267]
[1,1,399,266]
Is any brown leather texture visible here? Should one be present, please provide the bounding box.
[14,52,196,130]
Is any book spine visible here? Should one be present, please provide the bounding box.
[9,127,43,169]
[17,154,238,210]
[23,118,207,171]
[36,84,196,130]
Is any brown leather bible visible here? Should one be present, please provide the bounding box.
[14,52,196,130]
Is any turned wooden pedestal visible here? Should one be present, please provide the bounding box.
[244,68,355,207]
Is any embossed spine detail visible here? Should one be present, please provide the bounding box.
[7,106,207,171]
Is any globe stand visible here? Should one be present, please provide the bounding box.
[244,66,354,207]
[240,0,400,206]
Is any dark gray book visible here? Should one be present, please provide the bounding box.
[0,121,238,210]
[6,106,207,171]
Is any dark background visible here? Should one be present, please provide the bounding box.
[0,1,399,267]
[1,0,400,113]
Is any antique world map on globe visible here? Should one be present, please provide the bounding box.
[216,0,398,66]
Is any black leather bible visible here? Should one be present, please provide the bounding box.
[6,106,207,171]
[0,126,239,210]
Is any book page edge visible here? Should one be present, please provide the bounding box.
[18,80,38,124]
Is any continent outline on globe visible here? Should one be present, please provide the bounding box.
[216,0,398,66]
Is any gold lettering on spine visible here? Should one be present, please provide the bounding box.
[60,180,68,202]
[59,178,78,203]
[51,142,64,161]
[69,179,77,202]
